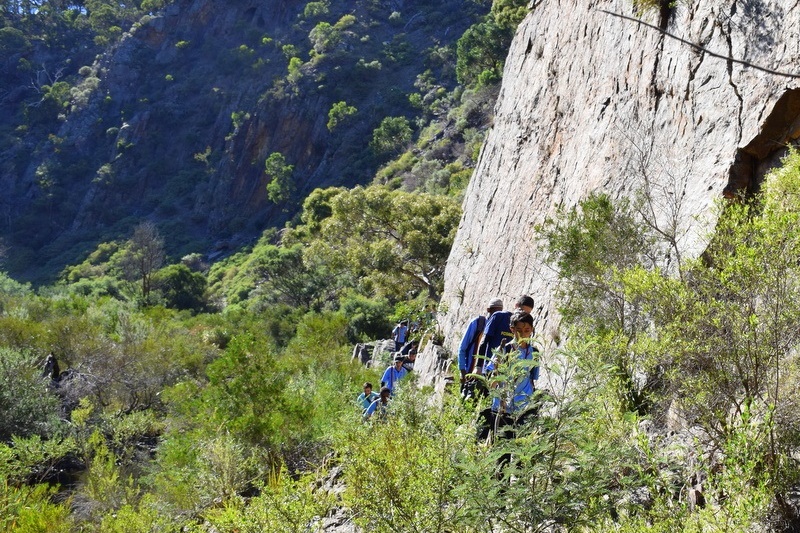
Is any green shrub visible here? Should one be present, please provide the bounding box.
[153,264,207,312]
[339,292,392,342]
[0,480,71,533]
[200,468,336,532]
[0,348,63,441]
[327,101,357,131]
[370,116,413,156]
[303,1,330,19]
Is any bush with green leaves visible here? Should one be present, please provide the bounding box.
[539,148,800,526]
[339,291,392,342]
[0,478,71,533]
[327,100,357,131]
[0,348,64,441]
[336,388,478,532]
[153,263,207,312]
[370,116,413,156]
[196,467,337,533]
[264,151,295,204]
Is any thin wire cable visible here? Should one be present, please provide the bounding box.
[598,9,800,79]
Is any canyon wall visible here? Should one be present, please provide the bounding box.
[439,0,800,379]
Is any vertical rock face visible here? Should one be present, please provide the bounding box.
[440,0,800,354]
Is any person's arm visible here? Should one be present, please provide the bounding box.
[364,399,378,419]
[380,367,391,388]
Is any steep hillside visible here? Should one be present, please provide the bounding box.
[440,0,800,359]
[0,0,488,282]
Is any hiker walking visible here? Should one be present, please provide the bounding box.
[363,386,392,421]
[477,311,539,449]
[475,298,512,375]
[392,320,409,351]
[356,382,380,410]
[457,299,500,395]
[380,354,408,394]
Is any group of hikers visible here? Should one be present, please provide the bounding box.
[356,295,540,442]
[458,295,539,445]
[355,319,419,420]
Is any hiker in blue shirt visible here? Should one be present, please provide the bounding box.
[477,311,539,444]
[457,307,486,383]
[475,298,512,375]
[392,320,409,351]
[356,382,380,410]
[363,386,392,421]
[381,354,408,394]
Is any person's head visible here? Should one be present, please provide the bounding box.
[363,382,373,395]
[401,319,408,326]
[394,354,405,367]
[487,297,504,314]
[510,312,534,346]
[516,295,534,314]
[380,386,391,400]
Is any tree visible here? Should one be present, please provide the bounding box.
[154,263,207,312]
[248,243,332,309]
[311,186,461,300]
[543,149,800,516]
[541,193,659,413]
[119,221,164,304]
[369,117,413,157]
[326,101,357,132]
[455,17,514,87]
[264,152,295,204]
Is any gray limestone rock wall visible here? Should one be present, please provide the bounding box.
[439,0,800,382]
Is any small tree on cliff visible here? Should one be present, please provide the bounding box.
[264,152,295,204]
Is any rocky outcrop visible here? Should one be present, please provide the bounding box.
[440,0,800,377]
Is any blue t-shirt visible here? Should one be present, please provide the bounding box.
[356,391,379,409]
[364,397,390,419]
[490,344,538,414]
[392,324,408,344]
[381,365,408,392]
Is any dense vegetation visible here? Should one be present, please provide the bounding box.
[1,2,529,528]
[6,147,800,530]
[0,0,523,283]
[6,0,800,531]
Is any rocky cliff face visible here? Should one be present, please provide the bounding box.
[439,0,800,364]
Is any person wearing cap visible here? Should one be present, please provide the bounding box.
[380,354,409,394]
[475,297,512,375]
[356,382,380,410]
[363,386,392,421]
